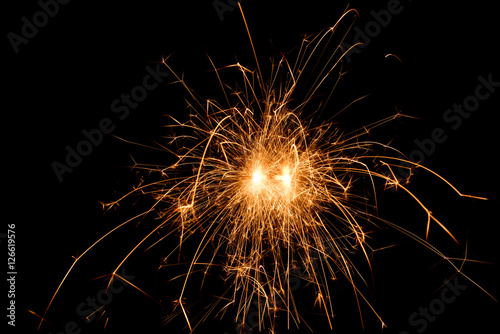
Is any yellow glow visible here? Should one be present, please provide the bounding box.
[278,166,291,187]
[252,168,265,186]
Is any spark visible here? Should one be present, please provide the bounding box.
[36,5,495,333]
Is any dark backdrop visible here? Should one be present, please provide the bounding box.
[5,1,499,333]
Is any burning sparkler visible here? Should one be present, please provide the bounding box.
[36,4,495,333]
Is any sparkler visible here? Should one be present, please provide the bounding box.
[37,4,495,333]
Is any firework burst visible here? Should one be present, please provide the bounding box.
[37,5,494,333]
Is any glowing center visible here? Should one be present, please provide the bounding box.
[252,169,265,186]
[250,165,292,194]
[276,166,291,187]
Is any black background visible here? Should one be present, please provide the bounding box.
[4,0,499,333]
